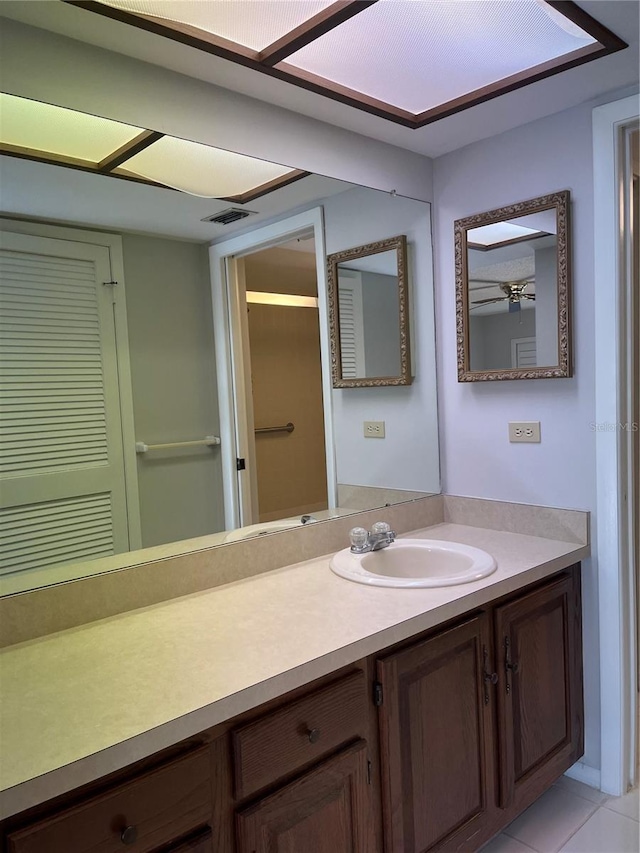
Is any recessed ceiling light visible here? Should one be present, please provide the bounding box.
[468,222,545,247]
[281,0,597,116]
[95,0,338,51]
[0,93,144,163]
[0,94,307,199]
[246,291,318,308]
[117,135,296,198]
[79,0,626,128]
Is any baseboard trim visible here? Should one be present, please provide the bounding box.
[564,760,602,790]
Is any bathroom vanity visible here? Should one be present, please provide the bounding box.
[0,520,585,853]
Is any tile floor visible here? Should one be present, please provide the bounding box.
[482,776,639,853]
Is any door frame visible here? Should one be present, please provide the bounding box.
[209,208,336,530]
[592,95,639,795]
[0,217,142,550]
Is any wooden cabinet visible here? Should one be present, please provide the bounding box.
[377,614,499,853]
[376,567,583,853]
[495,572,583,811]
[236,741,375,853]
[5,747,212,853]
[232,670,380,853]
[1,568,583,853]
[232,672,366,800]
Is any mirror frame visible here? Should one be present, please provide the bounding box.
[454,190,572,382]
[327,234,411,388]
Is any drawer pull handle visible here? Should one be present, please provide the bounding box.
[121,825,138,845]
[307,728,321,744]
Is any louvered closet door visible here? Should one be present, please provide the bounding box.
[337,273,365,379]
[0,231,130,576]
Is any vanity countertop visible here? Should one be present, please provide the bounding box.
[0,522,589,820]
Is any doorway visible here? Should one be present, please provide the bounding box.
[239,238,328,524]
[593,95,639,795]
[209,208,336,531]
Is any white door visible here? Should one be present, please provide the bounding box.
[0,231,131,575]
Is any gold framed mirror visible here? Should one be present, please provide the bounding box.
[327,235,411,388]
[455,190,572,381]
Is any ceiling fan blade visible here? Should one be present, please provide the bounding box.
[521,294,536,300]
[471,297,508,306]
[470,278,536,285]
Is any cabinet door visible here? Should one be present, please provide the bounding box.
[236,740,376,853]
[377,614,498,853]
[495,571,583,809]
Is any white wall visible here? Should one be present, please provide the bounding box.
[433,101,601,769]
[0,18,432,201]
[324,187,440,495]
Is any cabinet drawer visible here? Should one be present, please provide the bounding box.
[233,671,366,799]
[7,747,211,853]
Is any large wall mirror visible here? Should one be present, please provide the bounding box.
[327,235,411,388]
[0,104,440,595]
[454,190,572,381]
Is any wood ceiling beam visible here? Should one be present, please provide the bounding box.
[97,129,164,172]
[258,1,379,67]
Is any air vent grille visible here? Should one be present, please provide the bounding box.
[202,208,258,225]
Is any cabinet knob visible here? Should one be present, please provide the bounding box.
[121,825,138,845]
[484,671,498,685]
[307,727,320,744]
[506,661,520,674]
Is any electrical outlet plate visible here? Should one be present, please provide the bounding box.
[363,420,385,438]
[509,421,541,443]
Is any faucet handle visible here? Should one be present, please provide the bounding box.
[349,527,369,551]
[371,521,392,534]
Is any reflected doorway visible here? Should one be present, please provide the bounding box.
[239,237,328,523]
[210,207,336,532]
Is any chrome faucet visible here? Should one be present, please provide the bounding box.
[349,521,396,553]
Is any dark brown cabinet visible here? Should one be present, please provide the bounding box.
[236,741,375,853]
[495,572,583,811]
[376,567,583,853]
[4,747,213,853]
[1,568,583,853]
[377,614,499,853]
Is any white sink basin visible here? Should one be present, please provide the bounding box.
[330,538,497,588]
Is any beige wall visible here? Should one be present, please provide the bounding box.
[122,234,224,546]
[244,249,327,521]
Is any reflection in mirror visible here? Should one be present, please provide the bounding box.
[455,191,571,381]
[0,140,439,595]
[328,236,410,387]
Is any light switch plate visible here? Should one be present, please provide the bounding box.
[364,421,385,438]
[509,421,541,443]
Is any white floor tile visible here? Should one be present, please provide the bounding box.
[554,776,609,805]
[559,808,640,853]
[604,788,640,822]
[482,834,537,852]
[503,787,598,853]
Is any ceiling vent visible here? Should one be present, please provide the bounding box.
[201,208,258,225]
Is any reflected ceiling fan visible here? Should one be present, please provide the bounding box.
[470,279,535,312]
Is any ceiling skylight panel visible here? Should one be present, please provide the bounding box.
[281,0,597,116]
[0,94,144,161]
[468,223,543,246]
[96,0,337,51]
[118,136,295,197]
